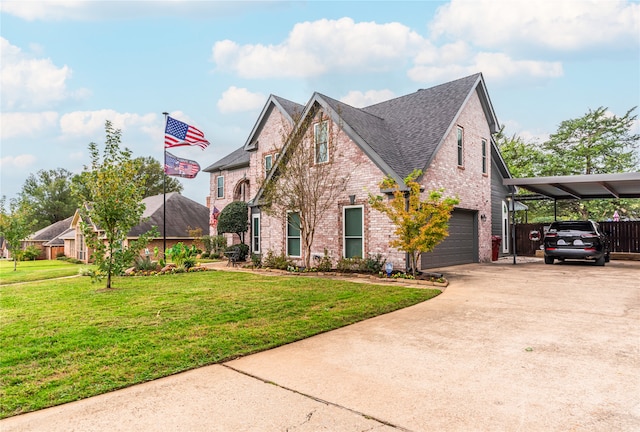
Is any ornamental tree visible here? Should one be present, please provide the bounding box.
[72,121,158,289]
[217,201,248,243]
[369,169,459,276]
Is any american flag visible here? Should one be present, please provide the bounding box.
[164,151,201,179]
[210,206,220,227]
[164,116,210,150]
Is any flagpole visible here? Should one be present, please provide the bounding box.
[162,112,169,258]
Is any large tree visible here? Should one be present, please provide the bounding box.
[542,106,638,176]
[72,121,158,289]
[369,170,458,276]
[134,156,183,197]
[0,197,36,271]
[19,168,80,230]
[497,106,640,221]
[73,156,183,201]
[260,110,351,268]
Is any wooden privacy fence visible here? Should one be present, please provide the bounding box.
[514,221,640,256]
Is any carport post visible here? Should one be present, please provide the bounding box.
[511,191,517,264]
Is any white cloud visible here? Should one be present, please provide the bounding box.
[0,154,37,169]
[212,18,425,79]
[408,51,563,83]
[0,37,89,110]
[0,111,59,139]
[59,110,156,137]
[217,86,265,113]
[430,0,640,53]
[0,0,283,21]
[340,89,396,108]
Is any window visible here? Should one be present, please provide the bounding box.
[457,126,464,167]
[264,154,273,177]
[216,175,224,198]
[287,212,301,257]
[343,206,363,258]
[481,139,487,174]
[252,214,260,253]
[314,121,328,164]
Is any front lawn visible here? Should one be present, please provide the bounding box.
[0,259,84,285]
[0,270,440,418]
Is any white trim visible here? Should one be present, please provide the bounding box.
[286,210,301,258]
[343,205,364,258]
[501,200,509,253]
[314,121,329,164]
[252,213,260,254]
[216,175,224,199]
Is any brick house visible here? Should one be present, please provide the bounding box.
[205,73,515,270]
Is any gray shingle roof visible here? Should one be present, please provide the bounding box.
[212,73,496,185]
[29,216,73,242]
[320,73,484,179]
[128,192,210,238]
[203,145,249,172]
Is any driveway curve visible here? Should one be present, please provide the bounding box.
[3,258,639,431]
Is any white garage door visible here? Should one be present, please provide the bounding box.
[421,209,478,269]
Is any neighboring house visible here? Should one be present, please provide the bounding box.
[0,236,8,259]
[205,73,515,270]
[22,216,73,260]
[54,193,209,263]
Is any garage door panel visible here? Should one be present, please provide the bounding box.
[421,210,477,269]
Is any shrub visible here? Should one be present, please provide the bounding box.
[363,253,386,273]
[56,251,66,259]
[165,242,198,269]
[314,249,333,272]
[200,252,210,259]
[212,235,227,254]
[21,245,41,261]
[262,250,294,270]
[336,256,363,272]
[183,257,196,269]
[251,253,261,267]
[134,256,158,272]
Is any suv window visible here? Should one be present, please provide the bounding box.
[550,221,593,232]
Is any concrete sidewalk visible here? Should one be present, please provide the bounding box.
[3,259,639,431]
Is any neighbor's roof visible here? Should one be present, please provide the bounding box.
[130,192,210,237]
[503,172,640,200]
[28,216,73,242]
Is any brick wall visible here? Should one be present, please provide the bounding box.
[422,90,493,262]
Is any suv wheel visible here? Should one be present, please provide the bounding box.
[595,255,605,266]
[544,255,554,265]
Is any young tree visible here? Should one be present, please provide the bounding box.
[369,169,459,276]
[19,168,80,230]
[72,121,158,289]
[217,201,248,243]
[261,110,352,268]
[0,197,36,271]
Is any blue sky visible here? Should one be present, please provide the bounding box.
[1,0,639,206]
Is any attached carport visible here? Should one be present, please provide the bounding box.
[502,172,640,263]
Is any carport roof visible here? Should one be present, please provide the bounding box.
[503,172,640,200]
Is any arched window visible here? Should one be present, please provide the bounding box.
[233,179,250,202]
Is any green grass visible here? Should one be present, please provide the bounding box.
[0,259,85,285]
[0,270,440,418]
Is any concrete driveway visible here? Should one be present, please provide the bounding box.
[3,258,639,431]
